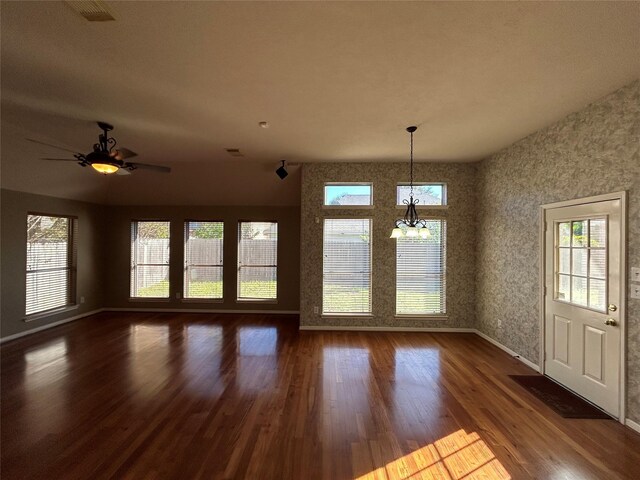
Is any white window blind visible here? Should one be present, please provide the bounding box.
[396,219,446,315]
[26,214,76,316]
[323,219,371,314]
[237,222,277,300]
[184,221,223,299]
[130,221,170,298]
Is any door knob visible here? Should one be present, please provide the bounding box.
[605,319,617,326]
[608,304,617,312]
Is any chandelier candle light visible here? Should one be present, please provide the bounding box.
[390,126,431,239]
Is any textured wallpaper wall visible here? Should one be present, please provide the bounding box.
[300,162,478,329]
[476,80,640,422]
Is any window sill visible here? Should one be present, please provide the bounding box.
[394,314,448,320]
[128,297,171,302]
[321,313,374,318]
[24,304,78,323]
[322,205,374,209]
[395,205,448,210]
[182,298,224,304]
[236,299,278,304]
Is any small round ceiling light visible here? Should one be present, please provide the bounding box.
[259,121,269,129]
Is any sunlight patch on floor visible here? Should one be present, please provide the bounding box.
[355,429,510,480]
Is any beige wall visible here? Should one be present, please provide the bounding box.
[476,80,640,422]
[300,162,478,328]
[104,205,300,312]
[0,189,107,338]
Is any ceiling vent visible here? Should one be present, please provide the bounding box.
[225,148,244,157]
[65,1,115,22]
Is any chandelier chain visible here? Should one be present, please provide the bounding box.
[409,129,414,198]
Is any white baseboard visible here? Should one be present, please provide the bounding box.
[105,307,300,315]
[1,308,105,344]
[626,418,640,434]
[474,329,540,372]
[299,325,476,333]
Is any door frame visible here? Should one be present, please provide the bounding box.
[539,191,627,423]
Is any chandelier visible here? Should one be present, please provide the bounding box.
[390,126,430,239]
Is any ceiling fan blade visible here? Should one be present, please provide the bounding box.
[27,138,81,155]
[39,157,79,162]
[127,162,171,173]
[116,167,131,175]
[113,147,137,160]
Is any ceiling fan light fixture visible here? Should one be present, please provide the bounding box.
[91,163,119,174]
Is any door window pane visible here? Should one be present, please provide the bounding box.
[554,217,607,312]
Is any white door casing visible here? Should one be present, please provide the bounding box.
[543,197,624,418]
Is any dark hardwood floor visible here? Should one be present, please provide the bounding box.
[2,312,639,479]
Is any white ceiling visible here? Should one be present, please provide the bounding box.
[1,1,639,204]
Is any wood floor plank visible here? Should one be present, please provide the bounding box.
[2,312,640,479]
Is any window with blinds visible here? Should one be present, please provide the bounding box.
[237,222,277,300]
[184,221,223,299]
[26,214,77,316]
[396,219,446,315]
[323,218,372,314]
[130,221,170,298]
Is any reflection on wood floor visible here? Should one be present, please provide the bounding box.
[1,312,639,479]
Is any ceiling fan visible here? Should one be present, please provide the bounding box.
[28,122,171,175]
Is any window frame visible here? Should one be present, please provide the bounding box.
[394,218,447,318]
[130,220,171,300]
[322,217,373,316]
[24,212,78,319]
[323,182,374,209]
[183,220,224,302]
[396,182,447,209]
[236,220,278,303]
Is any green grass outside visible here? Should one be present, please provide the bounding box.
[137,281,442,313]
[136,280,275,299]
[322,284,442,314]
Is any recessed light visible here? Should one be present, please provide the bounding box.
[259,121,269,129]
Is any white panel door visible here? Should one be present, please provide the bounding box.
[544,199,621,417]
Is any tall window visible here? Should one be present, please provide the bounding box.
[237,222,277,300]
[130,221,170,298]
[323,219,372,314]
[184,221,223,299]
[26,214,77,316]
[396,219,446,315]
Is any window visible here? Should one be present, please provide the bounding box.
[324,183,372,206]
[26,214,77,316]
[184,221,223,299]
[396,219,446,315]
[237,222,277,300]
[397,183,446,206]
[130,221,170,298]
[555,219,607,311]
[323,218,372,314]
